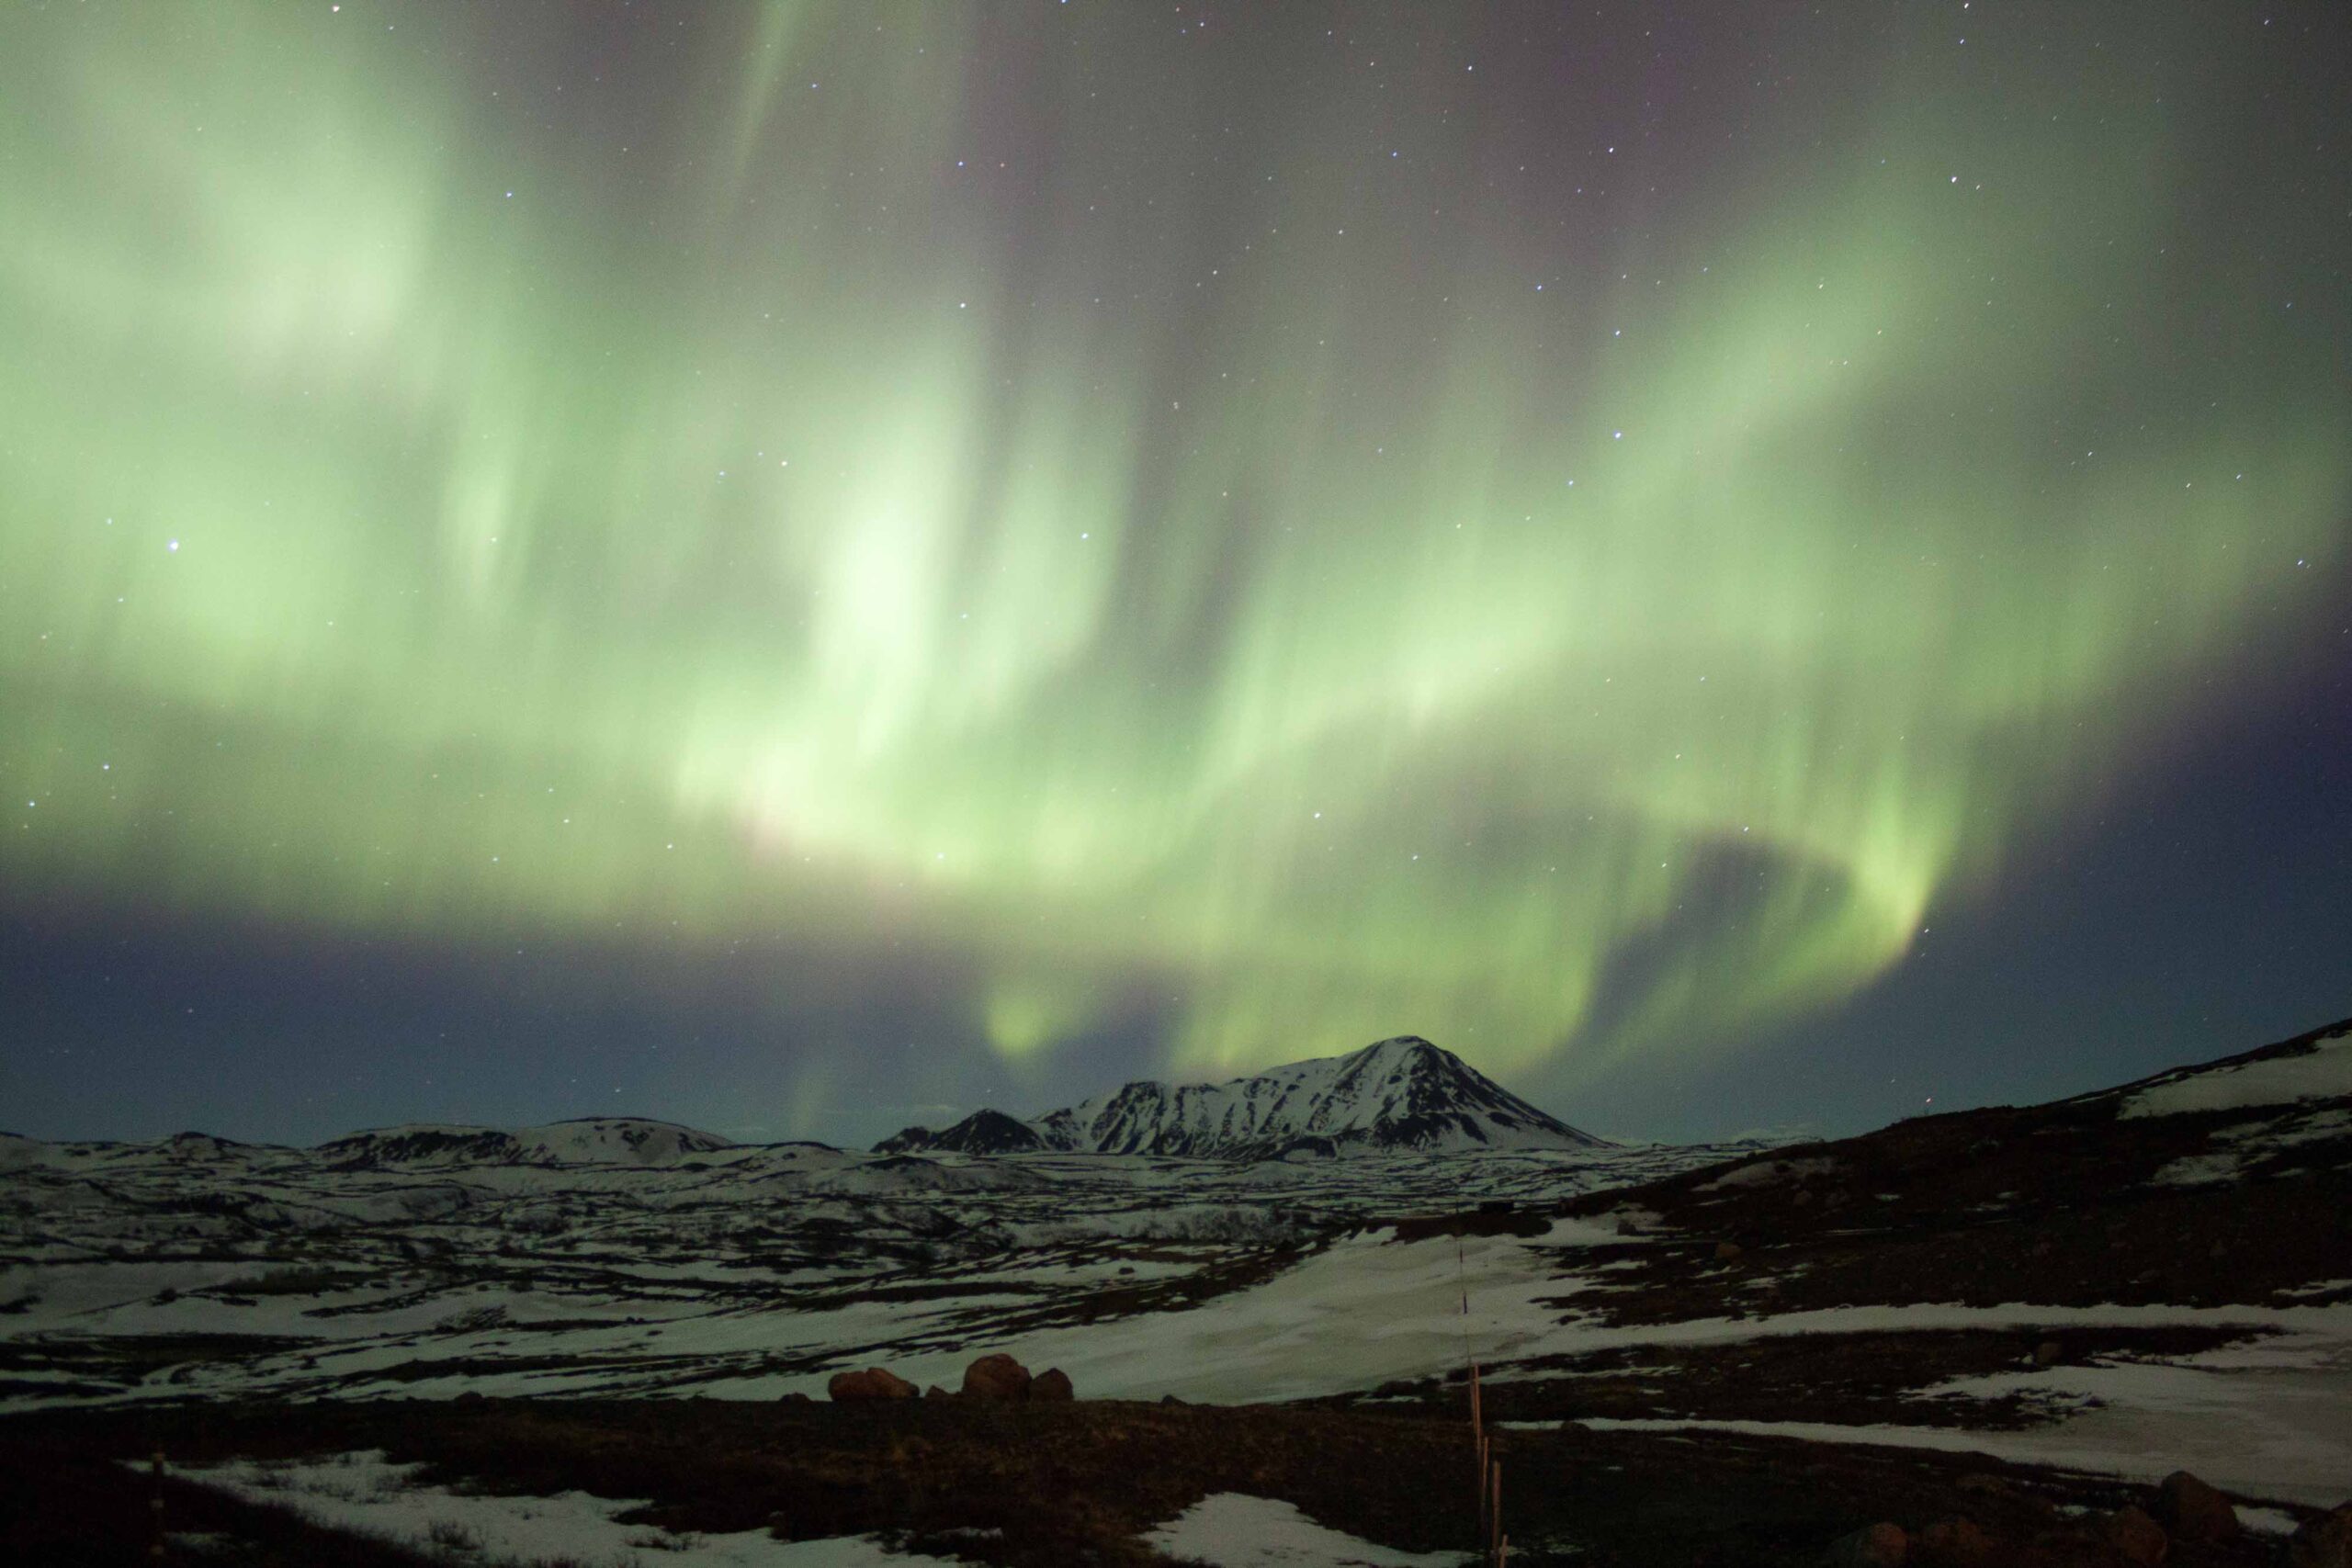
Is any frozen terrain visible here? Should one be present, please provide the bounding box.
[0,1120,1745,1406]
[4,1016,2349,1564]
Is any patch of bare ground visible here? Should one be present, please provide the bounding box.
[0,1332,314,1397]
[0,1397,2319,1567]
[0,1431,445,1567]
[1312,1325,2274,1429]
[1548,1038,2352,1325]
[932,1242,1320,1337]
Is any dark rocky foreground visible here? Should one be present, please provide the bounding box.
[0,1394,2337,1567]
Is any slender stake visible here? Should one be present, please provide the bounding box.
[1490,1460,1502,1554]
[150,1450,167,1562]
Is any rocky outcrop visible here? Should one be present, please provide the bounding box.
[2290,1505,2352,1568]
[828,1367,917,1401]
[2153,1471,2235,1543]
[2100,1506,2167,1567]
[1822,1522,1906,1566]
[962,1352,1032,1400]
[1915,1518,1993,1567]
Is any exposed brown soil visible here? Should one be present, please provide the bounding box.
[0,1397,2315,1567]
[1548,1021,2352,1327]
[1314,1324,2273,1429]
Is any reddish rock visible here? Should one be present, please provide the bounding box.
[2101,1506,2168,1567]
[828,1367,917,1401]
[1822,1521,1906,1566]
[2154,1472,2236,1543]
[1917,1518,1995,1567]
[1031,1368,1074,1401]
[923,1384,954,1400]
[2032,1339,2064,1367]
[2290,1505,2352,1568]
[1713,1240,1745,1262]
[961,1352,1033,1401]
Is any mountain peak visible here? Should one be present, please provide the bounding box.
[876,1038,1602,1160]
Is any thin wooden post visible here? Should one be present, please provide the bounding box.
[1489,1459,1502,1557]
[149,1450,167,1562]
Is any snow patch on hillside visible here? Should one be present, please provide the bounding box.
[2120,1028,2352,1119]
[1143,1493,1468,1567]
[167,1450,960,1564]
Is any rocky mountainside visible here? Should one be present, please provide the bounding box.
[877,1035,1605,1159]
[315,1117,736,1169]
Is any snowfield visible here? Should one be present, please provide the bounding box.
[2117,1021,2352,1118]
[159,1450,968,1567]
[7,1015,2352,1558]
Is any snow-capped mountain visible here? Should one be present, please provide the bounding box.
[877,1036,1605,1159]
[317,1118,735,1169]
[881,1108,1054,1156]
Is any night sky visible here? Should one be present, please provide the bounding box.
[3,3,2347,1150]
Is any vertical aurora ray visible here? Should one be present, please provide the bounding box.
[2,4,2343,1100]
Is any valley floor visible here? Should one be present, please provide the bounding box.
[5,1021,2350,1562]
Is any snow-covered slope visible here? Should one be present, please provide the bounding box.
[317,1118,734,1169]
[881,1036,1604,1159]
[2113,1020,2352,1119]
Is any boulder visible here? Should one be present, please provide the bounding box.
[1822,1522,1906,1567]
[1032,1368,1074,1401]
[775,1391,813,1404]
[828,1367,917,1401]
[2289,1505,2352,1568]
[2031,1339,2064,1367]
[1917,1518,1994,1567]
[962,1352,1033,1401]
[2100,1506,2167,1567]
[924,1384,954,1399]
[2154,1472,2236,1543]
[1713,1240,1745,1262]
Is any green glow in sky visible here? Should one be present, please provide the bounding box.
[4,6,2343,1090]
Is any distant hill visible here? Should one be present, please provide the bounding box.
[315,1117,736,1169]
[876,1035,1606,1160]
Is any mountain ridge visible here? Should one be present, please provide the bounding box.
[877,1035,1606,1160]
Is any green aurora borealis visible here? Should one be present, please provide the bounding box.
[4,4,2347,1131]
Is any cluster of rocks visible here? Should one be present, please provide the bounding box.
[1826,1471,2352,1567]
[820,1352,1074,1404]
